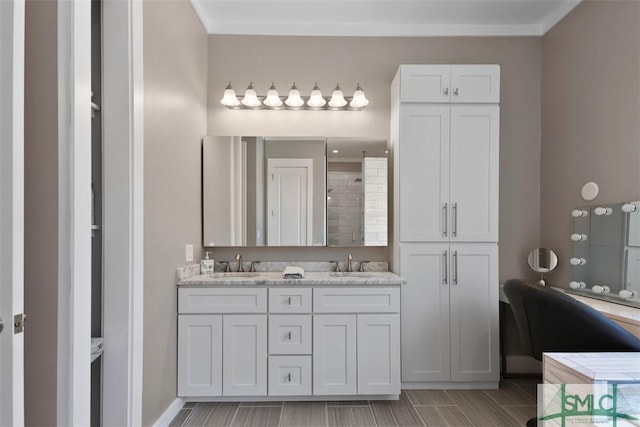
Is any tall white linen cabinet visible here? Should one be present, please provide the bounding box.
[391,65,500,388]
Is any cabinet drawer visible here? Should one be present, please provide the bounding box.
[313,288,400,313]
[269,315,312,355]
[269,288,312,313]
[178,288,267,313]
[268,356,312,396]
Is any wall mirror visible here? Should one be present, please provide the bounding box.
[202,136,388,247]
[527,247,558,286]
[567,201,640,308]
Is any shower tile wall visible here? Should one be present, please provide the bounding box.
[363,157,388,246]
[327,170,364,245]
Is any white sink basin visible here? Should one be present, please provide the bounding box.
[328,272,377,278]
[209,272,260,278]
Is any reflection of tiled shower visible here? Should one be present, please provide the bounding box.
[327,169,364,245]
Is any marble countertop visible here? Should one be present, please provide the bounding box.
[177,271,405,287]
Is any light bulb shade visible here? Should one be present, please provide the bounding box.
[263,83,282,107]
[349,84,369,108]
[307,83,326,108]
[220,83,240,107]
[328,84,347,108]
[285,83,304,107]
[622,203,639,213]
[241,83,261,107]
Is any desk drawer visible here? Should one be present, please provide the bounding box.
[313,287,400,313]
[269,288,312,313]
[178,288,267,313]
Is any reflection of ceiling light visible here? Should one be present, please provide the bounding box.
[384,150,388,154]
[332,149,339,153]
[221,82,369,110]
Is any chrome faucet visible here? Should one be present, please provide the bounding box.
[346,253,353,272]
[358,261,369,272]
[235,253,244,272]
[331,261,341,272]
[249,261,261,272]
[220,261,231,272]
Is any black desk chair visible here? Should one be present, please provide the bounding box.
[503,279,640,426]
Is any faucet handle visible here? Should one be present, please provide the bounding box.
[220,261,231,272]
[331,261,341,272]
[249,261,261,272]
[358,261,370,272]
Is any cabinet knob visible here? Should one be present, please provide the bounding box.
[443,88,449,95]
[453,88,459,96]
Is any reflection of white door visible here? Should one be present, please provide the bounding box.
[267,159,313,246]
[0,1,25,424]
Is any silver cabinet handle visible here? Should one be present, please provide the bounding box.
[0,317,3,334]
[453,251,458,285]
[287,373,292,382]
[453,88,459,96]
[443,203,448,237]
[287,297,292,305]
[443,251,448,285]
[443,88,449,95]
[452,203,458,237]
[287,331,292,340]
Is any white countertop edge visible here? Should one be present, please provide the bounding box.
[177,271,405,287]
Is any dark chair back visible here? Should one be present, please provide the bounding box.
[503,279,640,360]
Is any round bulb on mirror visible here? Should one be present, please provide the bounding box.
[570,233,588,242]
[263,82,282,108]
[569,281,586,289]
[284,83,304,108]
[328,84,347,108]
[571,209,588,218]
[622,203,639,213]
[619,289,639,299]
[307,83,326,108]
[594,206,613,216]
[220,82,240,107]
[592,285,610,294]
[241,82,261,108]
[569,257,587,266]
[349,83,369,108]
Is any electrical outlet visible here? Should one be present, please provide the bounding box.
[185,244,194,262]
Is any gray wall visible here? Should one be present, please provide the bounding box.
[24,1,59,425]
[541,0,640,288]
[142,0,208,424]
[207,35,543,281]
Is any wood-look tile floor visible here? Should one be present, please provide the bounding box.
[169,378,539,427]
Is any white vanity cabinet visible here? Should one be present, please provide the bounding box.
[391,64,500,388]
[177,285,401,399]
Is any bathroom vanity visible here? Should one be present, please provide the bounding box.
[176,267,404,401]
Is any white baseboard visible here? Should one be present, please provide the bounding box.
[153,397,185,427]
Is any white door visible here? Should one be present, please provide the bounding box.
[223,315,267,396]
[399,104,450,242]
[399,244,450,382]
[313,314,356,395]
[450,65,500,104]
[267,158,313,246]
[449,105,499,242]
[0,0,25,424]
[449,244,499,382]
[357,314,400,395]
[177,315,222,397]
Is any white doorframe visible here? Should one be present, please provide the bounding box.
[0,1,25,425]
[102,0,144,425]
[57,0,92,425]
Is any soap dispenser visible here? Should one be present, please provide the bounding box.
[200,251,214,274]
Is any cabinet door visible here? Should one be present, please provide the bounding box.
[450,65,500,103]
[313,314,357,395]
[178,315,222,397]
[399,244,451,382]
[449,244,499,382]
[223,315,267,396]
[399,104,450,242]
[400,65,451,103]
[449,105,499,242]
[357,314,400,395]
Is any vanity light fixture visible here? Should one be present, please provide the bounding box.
[569,257,587,266]
[570,233,588,242]
[594,206,613,216]
[332,149,339,154]
[571,209,588,218]
[221,82,369,111]
[569,281,586,289]
[622,202,639,213]
[241,82,261,108]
